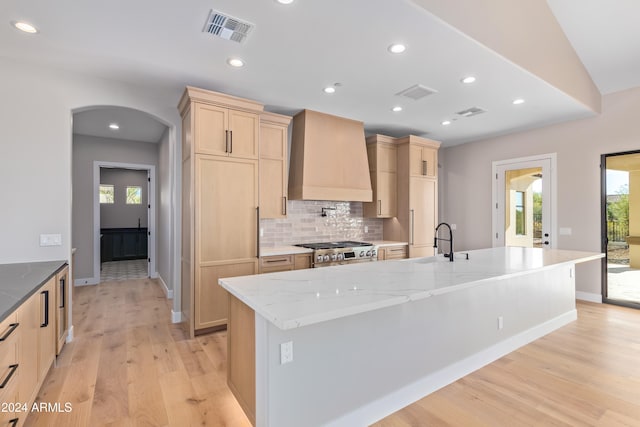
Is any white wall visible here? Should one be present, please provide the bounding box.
[157,127,175,294]
[73,135,159,279]
[439,86,640,296]
[0,57,181,309]
[100,168,149,228]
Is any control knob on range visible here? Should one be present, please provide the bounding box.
[330,254,337,261]
[337,253,344,261]
[366,250,372,257]
[323,255,330,262]
[359,251,365,257]
[371,250,377,258]
[316,255,324,263]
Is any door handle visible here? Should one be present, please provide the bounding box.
[256,206,260,258]
[378,200,382,216]
[283,196,287,215]
[225,130,230,153]
[0,364,18,389]
[0,323,19,342]
[59,277,65,309]
[229,130,233,154]
[422,160,427,176]
[40,290,49,328]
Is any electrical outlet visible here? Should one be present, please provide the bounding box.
[364,225,369,233]
[497,316,504,330]
[280,341,293,365]
[40,234,62,247]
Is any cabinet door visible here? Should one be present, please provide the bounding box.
[410,177,437,254]
[196,156,259,263]
[409,145,437,177]
[229,110,259,160]
[18,292,39,405]
[196,261,257,330]
[260,123,287,218]
[294,254,312,270]
[194,103,229,156]
[56,267,69,355]
[38,277,56,383]
[377,171,397,217]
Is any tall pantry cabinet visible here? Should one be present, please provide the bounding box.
[383,135,440,258]
[179,87,262,336]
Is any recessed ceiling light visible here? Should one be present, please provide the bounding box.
[276,0,295,4]
[323,86,336,94]
[388,44,406,54]
[512,98,525,105]
[109,123,120,130]
[227,58,245,68]
[461,76,476,84]
[391,106,403,112]
[441,120,452,126]
[12,21,38,34]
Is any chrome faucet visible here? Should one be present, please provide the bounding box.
[433,222,454,262]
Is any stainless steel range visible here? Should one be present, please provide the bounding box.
[295,241,378,268]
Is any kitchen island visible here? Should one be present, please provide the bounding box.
[219,247,603,427]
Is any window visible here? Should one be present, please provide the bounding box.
[126,186,142,204]
[515,191,525,235]
[99,185,114,204]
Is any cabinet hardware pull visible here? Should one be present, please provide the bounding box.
[283,196,287,215]
[378,200,382,216]
[40,290,49,328]
[422,160,427,176]
[225,130,230,153]
[0,364,18,389]
[0,323,19,342]
[229,130,233,153]
[265,258,288,263]
[410,209,415,245]
[9,418,19,427]
[389,248,404,253]
[59,277,65,309]
[256,206,260,258]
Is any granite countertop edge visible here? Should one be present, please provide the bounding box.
[0,260,67,324]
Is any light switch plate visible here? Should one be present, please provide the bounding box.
[40,234,62,246]
[280,341,293,365]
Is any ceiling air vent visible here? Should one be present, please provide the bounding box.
[203,10,254,44]
[456,107,486,117]
[396,84,438,101]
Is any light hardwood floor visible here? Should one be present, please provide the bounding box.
[27,279,640,427]
[25,278,251,427]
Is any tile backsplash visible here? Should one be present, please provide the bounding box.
[260,200,383,246]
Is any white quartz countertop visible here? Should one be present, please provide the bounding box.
[220,247,603,330]
[260,246,313,257]
[370,240,408,247]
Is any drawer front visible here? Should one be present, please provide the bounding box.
[260,255,293,269]
[385,245,408,260]
[0,380,20,427]
[0,313,19,396]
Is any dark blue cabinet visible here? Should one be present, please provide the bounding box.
[101,228,148,262]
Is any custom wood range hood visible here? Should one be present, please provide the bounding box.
[288,109,373,202]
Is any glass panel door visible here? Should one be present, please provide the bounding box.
[495,158,552,248]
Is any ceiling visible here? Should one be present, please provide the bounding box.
[3,0,639,146]
[73,107,168,143]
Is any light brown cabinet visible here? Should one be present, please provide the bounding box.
[193,102,259,160]
[294,253,312,270]
[37,278,56,386]
[260,113,291,219]
[260,253,312,273]
[383,135,440,258]
[377,245,408,260]
[0,312,20,427]
[55,266,69,355]
[364,135,397,218]
[179,87,263,336]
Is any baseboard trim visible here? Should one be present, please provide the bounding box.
[576,291,602,303]
[74,277,99,286]
[331,310,578,427]
[171,310,182,323]
[158,275,174,299]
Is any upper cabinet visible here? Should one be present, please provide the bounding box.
[410,142,438,177]
[364,134,397,218]
[183,86,262,160]
[260,112,291,219]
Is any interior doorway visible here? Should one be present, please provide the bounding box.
[601,151,640,308]
[493,154,556,248]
